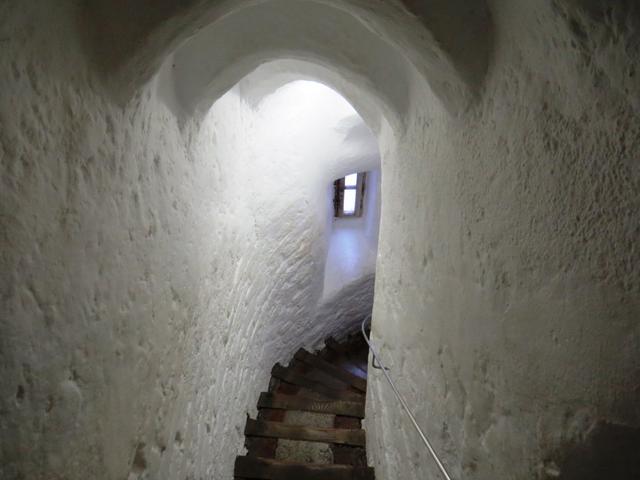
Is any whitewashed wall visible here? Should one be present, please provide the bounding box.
[0,5,379,477]
[366,2,640,479]
[1,1,639,480]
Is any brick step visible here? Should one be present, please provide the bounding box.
[271,364,364,401]
[245,418,366,447]
[257,392,364,418]
[234,456,375,480]
[294,348,367,393]
[323,338,369,378]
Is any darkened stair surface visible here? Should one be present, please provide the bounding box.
[234,333,374,480]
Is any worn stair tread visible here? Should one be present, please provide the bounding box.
[271,364,363,401]
[325,337,348,353]
[245,436,278,459]
[323,350,368,379]
[235,456,375,480]
[294,349,367,393]
[332,444,369,467]
[273,378,355,403]
[295,361,356,391]
[258,392,365,418]
[336,358,368,380]
[326,336,369,356]
[274,383,342,402]
[245,418,366,447]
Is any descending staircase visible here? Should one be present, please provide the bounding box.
[234,333,375,479]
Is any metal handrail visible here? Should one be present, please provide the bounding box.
[361,316,454,480]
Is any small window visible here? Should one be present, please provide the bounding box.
[343,189,357,214]
[334,172,366,217]
[344,173,358,187]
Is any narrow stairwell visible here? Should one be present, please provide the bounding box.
[234,333,375,479]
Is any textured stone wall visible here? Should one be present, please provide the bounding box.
[366,1,640,479]
[0,4,378,478]
[2,0,639,480]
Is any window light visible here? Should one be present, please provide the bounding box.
[345,173,358,187]
[333,172,367,218]
[343,189,357,214]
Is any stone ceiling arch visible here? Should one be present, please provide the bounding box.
[88,0,493,119]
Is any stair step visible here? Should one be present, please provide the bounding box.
[324,340,369,378]
[332,444,369,467]
[257,393,365,418]
[245,435,278,459]
[294,349,367,393]
[271,364,363,401]
[298,364,357,392]
[274,383,340,402]
[245,418,366,447]
[235,456,375,480]
[336,358,368,380]
[325,337,348,353]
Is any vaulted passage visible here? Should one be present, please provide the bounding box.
[1,1,639,480]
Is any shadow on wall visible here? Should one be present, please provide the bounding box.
[87,0,494,118]
[551,0,640,111]
[549,421,640,479]
[315,274,376,346]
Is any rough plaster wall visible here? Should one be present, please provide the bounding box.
[0,5,260,477]
[366,1,640,479]
[88,0,491,116]
[0,4,378,480]
[3,1,639,480]
[316,275,375,343]
[363,169,381,248]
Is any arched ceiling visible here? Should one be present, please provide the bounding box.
[157,1,412,131]
[87,0,493,120]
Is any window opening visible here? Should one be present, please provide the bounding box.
[345,173,358,187]
[344,189,357,214]
[334,172,366,217]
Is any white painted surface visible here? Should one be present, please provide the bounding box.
[323,220,376,299]
[0,12,379,475]
[1,1,639,480]
[323,169,380,300]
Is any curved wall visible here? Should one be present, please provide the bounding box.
[366,2,640,479]
[89,0,492,115]
[1,1,639,480]
[0,6,381,473]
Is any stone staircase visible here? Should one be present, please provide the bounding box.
[234,334,375,479]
